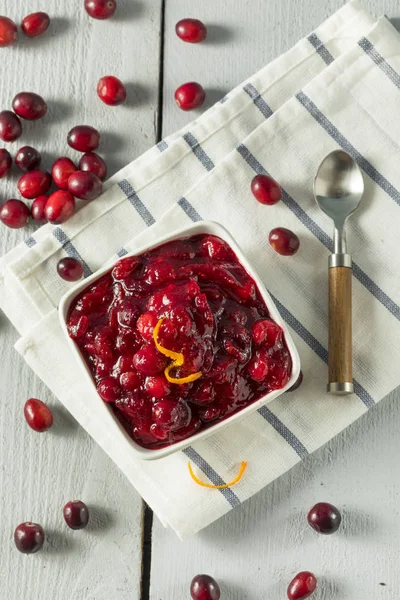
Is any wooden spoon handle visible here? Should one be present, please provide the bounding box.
[328,265,353,394]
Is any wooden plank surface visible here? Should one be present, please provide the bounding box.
[151,1,400,599]
[0,1,162,598]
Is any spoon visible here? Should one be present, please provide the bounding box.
[314,150,364,395]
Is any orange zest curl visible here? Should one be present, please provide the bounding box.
[188,461,248,489]
[153,318,202,385]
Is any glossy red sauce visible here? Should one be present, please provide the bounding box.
[67,234,292,448]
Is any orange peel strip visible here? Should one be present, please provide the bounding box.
[153,317,202,385]
[188,461,248,489]
[165,361,202,384]
[153,318,184,365]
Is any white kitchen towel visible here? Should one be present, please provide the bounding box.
[1,0,400,537]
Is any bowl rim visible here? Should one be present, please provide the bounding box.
[58,220,301,461]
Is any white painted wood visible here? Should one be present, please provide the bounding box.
[151,1,400,599]
[0,1,162,598]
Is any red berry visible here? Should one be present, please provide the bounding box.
[144,375,170,398]
[68,170,102,201]
[97,76,127,106]
[120,371,141,392]
[0,110,22,142]
[21,12,50,37]
[67,125,100,152]
[307,502,341,534]
[14,522,44,554]
[269,227,300,256]
[287,370,303,392]
[153,399,191,431]
[57,257,84,282]
[52,157,78,190]
[251,174,282,205]
[133,345,166,375]
[97,377,121,402]
[15,146,41,172]
[0,16,18,47]
[31,195,48,222]
[0,148,12,178]
[63,500,90,530]
[0,199,30,228]
[252,319,282,347]
[79,152,107,180]
[137,312,158,341]
[247,349,269,382]
[85,0,117,20]
[175,18,207,43]
[175,82,205,111]
[18,169,51,199]
[12,92,47,121]
[24,398,54,432]
[44,190,75,224]
[190,574,220,600]
[287,572,317,600]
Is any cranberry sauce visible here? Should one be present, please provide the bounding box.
[67,234,292,449]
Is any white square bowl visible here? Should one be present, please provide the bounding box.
[59,221,301,460]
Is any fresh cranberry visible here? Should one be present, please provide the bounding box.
[68,170,102,201]
[153,399,191,431]
[116,393,145,419]
[133,345,166,375]
[84,0,117,19]
[31,195,48,222]
[79,152,107,180]
[176,18,207,43]
[97,377,121,402]
[287,370,303,392]
[97,76,127,106]
[0,199,30,228]
[251,174,282,205]
[18,169,51,199]
[57,257,84,282]
[137,312,158,341]
[0,111,22,142]
[287,572,317,600]
[63,500,89,530]
[44,190,75,224]
[21,12,50,37]
[252,319,282,347]
[145,375,170,398]
[12,92,47,121]
[24,398,53,432]
[190,574,220,600]
[269,227,300,256]
[14,522,45,554]
[0,148,12,178]
[175,82,205,111]
[15,146,41,172]
[0,16,18,47]
[52,157,77,190]
[247,349,269,382]
[67,125,100,152]
[307,502,341,534]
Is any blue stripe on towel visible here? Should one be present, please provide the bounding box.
[183,132,215,172]
[53,228,92,277]
[358,37,400,90]
[307,32,335,65]
[118,179,156,227]
[243,83,274,118]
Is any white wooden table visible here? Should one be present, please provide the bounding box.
[1,1,399,598]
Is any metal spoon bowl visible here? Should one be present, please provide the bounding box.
[314,150,364,394]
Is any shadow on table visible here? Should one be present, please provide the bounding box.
[43,529,76,555]
[113,0,145,21]
[205,24,235,45]
[390,18,400,33]
[204,88,229,111]
[86,505,115,534]
[50,404,80,436]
